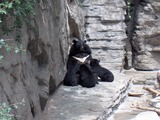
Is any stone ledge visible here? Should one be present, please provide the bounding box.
[108,70,160,120]
[44,72,131,120]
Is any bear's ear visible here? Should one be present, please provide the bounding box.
[84,40,87,43]
[72,39,78,44]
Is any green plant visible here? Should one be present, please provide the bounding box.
[127,0,132,19]
[0,39,25,62]
[0,0,31,62]
[0,0,36,41]
[0,99,25,120]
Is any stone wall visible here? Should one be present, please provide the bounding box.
[131,0,160,70]
[83,0,160,71]
[83,0,127,70]
[0,0,85,119]
[123,0,160,71]
[0,0,160,119]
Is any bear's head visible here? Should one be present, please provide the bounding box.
[69,39,91,57]
[72,39,87,52]
[90,59,100,67]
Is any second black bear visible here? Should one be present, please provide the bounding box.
[63,59,80,86]
[90,59,114,82]
[79,64,98,88]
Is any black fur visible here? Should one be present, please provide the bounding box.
[90,59,114,82]
[67,39,92,70]
[64,39,100,88]
[69,40,91,57]
[79,64,97,88]
[63,59,80,86]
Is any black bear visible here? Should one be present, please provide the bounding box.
[90,59,114,82]
[79,64,98,88]
[67,39,92,70]
[64,39,92,86]
[63,59,80,86]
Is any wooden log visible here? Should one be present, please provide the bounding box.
[131,103,160,115]
[128,92,144,97]
[143,87,160,96]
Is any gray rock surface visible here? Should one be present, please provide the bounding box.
[83,0,127,70]
[43,72,130,120]
[0,0,85,119]
[150,96,160,109]
[108,70,160,120]
[83,0,160,71]
[131,0,160,70]
[130,111,160,120]
[1,0,160,120]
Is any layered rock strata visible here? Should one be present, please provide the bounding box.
[83,0,127,70]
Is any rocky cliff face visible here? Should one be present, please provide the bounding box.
[0,0,160,120]
[83,0,127,70]
[130,0,160,70]
[83,0,160,71]
[0,0,84,119]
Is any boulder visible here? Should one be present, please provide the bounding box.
[131,111,160,120]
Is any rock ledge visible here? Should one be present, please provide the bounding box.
[44,72,130,120]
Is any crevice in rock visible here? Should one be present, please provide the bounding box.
[124,0,141,69]
[49,76,56,95]
[30,101,35,118]
[0,82,11,104]
[100,20,121,25]
[39,95,48,111]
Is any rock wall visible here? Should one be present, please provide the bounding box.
[0,0,84,120]
[125,0,160,70]
[83,0,160,71]
[83,0,127,70]
[0,0,160,119]
[133,0,160,70]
